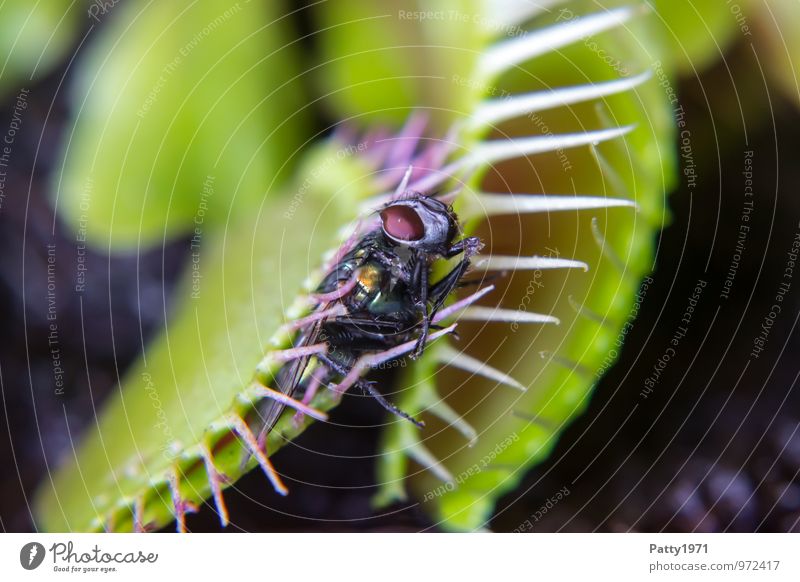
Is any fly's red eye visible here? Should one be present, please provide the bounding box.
[380,205,424,241]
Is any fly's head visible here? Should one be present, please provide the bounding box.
[379,193,459,258]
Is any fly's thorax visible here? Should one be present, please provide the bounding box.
[315,233,377,294]
[350,261,385,309]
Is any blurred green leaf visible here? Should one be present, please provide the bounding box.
[648,0,755,74]
[53,0,306,250]
[313,0,484,128]
[0,1,81,96]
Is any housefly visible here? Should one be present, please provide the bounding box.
[255,192,483,442]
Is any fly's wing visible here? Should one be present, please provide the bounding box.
[253,319,323,445]
[251,234,372,445]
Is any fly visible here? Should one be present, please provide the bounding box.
[255,191,483,444]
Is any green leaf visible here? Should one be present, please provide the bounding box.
[647,0,755,73]
[0,1,81,97]
[53,0,306,250]
[313,0,485,128]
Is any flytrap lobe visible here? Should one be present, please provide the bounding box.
[212,108,634,534]
[35,4,654,533]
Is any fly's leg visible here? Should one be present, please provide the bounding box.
[428,236,485,318]
[326,315,408,335]
[411,256,430,360]
[362,380,425,428]
[329,324,456,411]
[444,236,483,260]
[429,260,467,319]
[315,348,429,428]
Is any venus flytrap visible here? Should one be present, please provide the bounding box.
[372,4,676,529]
[35,1,675,532]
